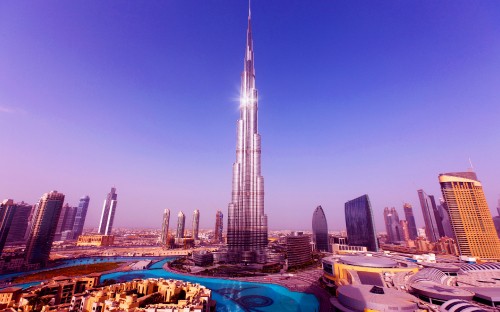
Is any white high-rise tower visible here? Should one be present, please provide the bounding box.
[98,187,117,235]
[227,2,268,263]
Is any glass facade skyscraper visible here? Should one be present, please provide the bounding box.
[312,205,329,252]
[55,203,77,240]
[344,195,378,252]
[403,203,418,240]
[72,196,90,240]
[383,207,402,243]
[98,187,117,236]
[25,190,65,266]
[226,4,268,263]
[1,200,32,245]
[417,189,441,242]
[439,171,500,260]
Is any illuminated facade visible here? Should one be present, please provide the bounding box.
[439,171,500,260]
[344,195,378,252]
[25,190,65,265]
[312,205,329,252]
[98,187,117,235]
[227,4,268,263]
[77,234,114,247]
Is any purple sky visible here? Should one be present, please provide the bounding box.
[1,1,500,232]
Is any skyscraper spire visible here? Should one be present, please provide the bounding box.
[227,1,268,263]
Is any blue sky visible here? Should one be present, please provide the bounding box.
[1,1,500,231]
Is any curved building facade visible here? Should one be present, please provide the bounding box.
[344,194,378,252]
[286,232,312,268]
[312,205,329,252]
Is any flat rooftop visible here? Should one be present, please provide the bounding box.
[339,256,399,268]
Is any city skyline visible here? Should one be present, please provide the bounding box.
[1,1,500,231]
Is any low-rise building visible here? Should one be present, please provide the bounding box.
[322,255,419,287]
[77,234,115,247]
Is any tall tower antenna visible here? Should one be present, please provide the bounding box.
[468,157,474,171]
[227,0,268,264]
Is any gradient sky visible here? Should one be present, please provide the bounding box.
[1,1,500,232]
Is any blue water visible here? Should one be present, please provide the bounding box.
[2,257,319,312]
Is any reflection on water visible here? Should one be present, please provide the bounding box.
[5,257,319,312]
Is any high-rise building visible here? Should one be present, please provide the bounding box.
[403,203,418,240]
[3,201,32,244]
[417,189,441,242]
[344,195,378,252]
[176,211,185,239]
[72,196,90,240]
[55,204,77,240]
[226,4,268,264]
[98,187,117,236]
[439,171,500,260]
[192,209,200,240]
[383,207,402,243]
[286,232,312,268]
[437,198,455,239]
[161,209,170,246]
[312,206,329,252]
[214,210,223,243]
[399,220,410,242]
[494,200,500,239]
[25,190,65,266]
[0,199,16,254]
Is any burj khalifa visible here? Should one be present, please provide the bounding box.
[227,3,268,264]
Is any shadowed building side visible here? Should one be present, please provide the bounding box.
[417,189,441,242]
[345,195,379,252]
[312,205,329,252]
[24,191,65,266]
[403,203,418,240]
[72,196,90,240]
